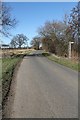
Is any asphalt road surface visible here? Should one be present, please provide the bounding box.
[11,51,78,118]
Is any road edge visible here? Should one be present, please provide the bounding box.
[2,58,23,118]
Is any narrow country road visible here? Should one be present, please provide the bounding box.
[11,51,78,118]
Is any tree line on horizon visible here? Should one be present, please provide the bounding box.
[0,2,79,57]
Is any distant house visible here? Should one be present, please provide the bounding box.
[0,44,10,49]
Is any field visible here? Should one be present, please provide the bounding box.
[2,48,35,58]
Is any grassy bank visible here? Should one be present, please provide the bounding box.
[1,48,35,102]
[2,55,24,102]
[0,59,2,81]
[42,52,79,71]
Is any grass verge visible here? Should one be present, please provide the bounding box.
[42,52,79,71]
[2,55,24,102]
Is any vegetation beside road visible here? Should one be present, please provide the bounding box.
[42,52,79,71]
[2,48,34,58]
[2,49,34,102]
[0,59,2,80]
[2,56,22,102]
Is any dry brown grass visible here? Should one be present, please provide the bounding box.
[2,48,35,57]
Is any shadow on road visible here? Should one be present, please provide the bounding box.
[24,50,50,58]
[25,54,44,58]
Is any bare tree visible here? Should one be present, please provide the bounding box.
[0,3,17,37]
[10,38,17,48]
[68,2,79,42]
[10,34,29,48]
[37,21,67,54]
[38,20,68,41]
[31,36,41,50]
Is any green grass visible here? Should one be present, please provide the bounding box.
[42,52,79,71]
[0,59,2,102]
[0,59,2,80]
[2,56,23,101]
[1,50,33,102]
